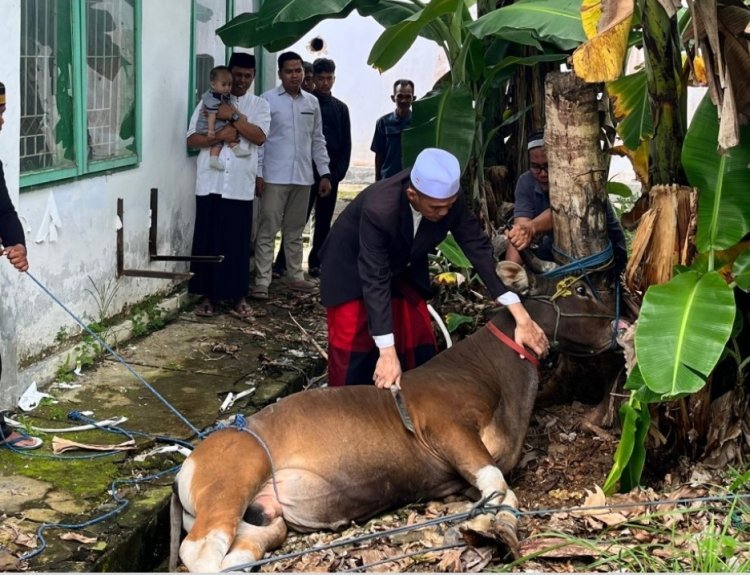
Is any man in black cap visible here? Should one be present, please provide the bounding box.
[0,81,43,450]
[187,53,270,319]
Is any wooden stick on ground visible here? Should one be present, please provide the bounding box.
[288,312,328,361]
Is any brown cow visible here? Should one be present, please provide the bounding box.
[172,262,626,571]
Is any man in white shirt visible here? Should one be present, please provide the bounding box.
[252,51,332,300]
[187,52,271,318]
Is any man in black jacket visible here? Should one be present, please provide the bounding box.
[319,148,549,388]
[273,57,351,278]
[0,82,43,450]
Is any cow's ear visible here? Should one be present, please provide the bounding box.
[496,261,531,295]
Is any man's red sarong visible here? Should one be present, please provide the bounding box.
[326,284,437,387]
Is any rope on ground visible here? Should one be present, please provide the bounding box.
[24,270,202,438]
[223,490,750,572]
[20,464,180,561]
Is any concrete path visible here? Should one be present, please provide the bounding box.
[0,286,327,572]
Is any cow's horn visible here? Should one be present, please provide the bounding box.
[519,249,559,275]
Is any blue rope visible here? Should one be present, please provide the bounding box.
[20,464,181,561]
[543,241,614,278]
[24,271,202,437]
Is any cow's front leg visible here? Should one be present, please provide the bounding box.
[441,436,520,557]
[471,465,519,557]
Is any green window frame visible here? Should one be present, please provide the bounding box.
[20,0,141,188]
[188,0,257,155]
[188,0,258,117]
[189,0,232,119]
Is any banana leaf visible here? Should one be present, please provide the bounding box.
[606,181,633,197]
[602,397,650,494]
[218,0,362,49]
[437,233,472,269]
[218,0,446,50]
[608,70,653,150]
[467,0,586,51]
[401,85,476,172]
[367,0,461,72]
[357,1,445,44]
[682,95,750,252]
[272,0,369,23]
[636,270,736,396]
[445,312,475,333]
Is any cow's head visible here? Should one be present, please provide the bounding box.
[496,261,628,356]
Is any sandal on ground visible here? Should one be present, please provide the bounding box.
[229,302,253,319]
[0,431,43,450]
[194,301,215,317]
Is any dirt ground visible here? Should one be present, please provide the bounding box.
[237,288,742,574]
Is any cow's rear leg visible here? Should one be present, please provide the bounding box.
[178,429,275,572]
[220,516,287,570]
[180,509,241,573]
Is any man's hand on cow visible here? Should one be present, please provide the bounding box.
[374,346,402,389]
[507,221,535,251]
[506,302,549,359]
[318,176,332,198]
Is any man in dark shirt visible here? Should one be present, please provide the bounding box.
[370,79,414,180]
[507,130,627,270]
[0,81,43,450]
[273,58,351,277]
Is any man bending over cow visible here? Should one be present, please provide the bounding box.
[319,147,549,388]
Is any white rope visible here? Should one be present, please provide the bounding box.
[3,415,128,434]
[427,304,452,349]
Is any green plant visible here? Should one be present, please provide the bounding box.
[85,275,120,327]
[54,355,75,383]
[129,295,166,338]
[55,327,67,344]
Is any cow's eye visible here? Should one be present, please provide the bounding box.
[575,285,587,296]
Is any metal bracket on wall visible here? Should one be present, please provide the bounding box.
[116,188,224,280]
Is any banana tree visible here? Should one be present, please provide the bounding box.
[568,0,750,492]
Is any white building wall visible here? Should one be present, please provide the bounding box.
[281,12,450,177]
[0,2,198,406]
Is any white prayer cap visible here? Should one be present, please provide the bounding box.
[410,148,460,199]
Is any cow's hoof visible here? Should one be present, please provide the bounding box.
[457,512,519,561]
[492,512,520,560]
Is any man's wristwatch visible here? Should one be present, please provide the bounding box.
[229,112,240,124]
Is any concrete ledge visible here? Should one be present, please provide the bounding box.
[19,291,192,393]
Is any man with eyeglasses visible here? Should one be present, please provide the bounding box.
[506,130,626,268]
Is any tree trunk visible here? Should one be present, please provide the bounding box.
[544,72,609,263]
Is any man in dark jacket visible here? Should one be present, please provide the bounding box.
[319,148,549,388]
[0,81,43,450]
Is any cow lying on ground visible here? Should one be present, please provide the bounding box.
[171,262,626,572]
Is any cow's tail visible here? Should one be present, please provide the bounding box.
[169,484,184,572]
